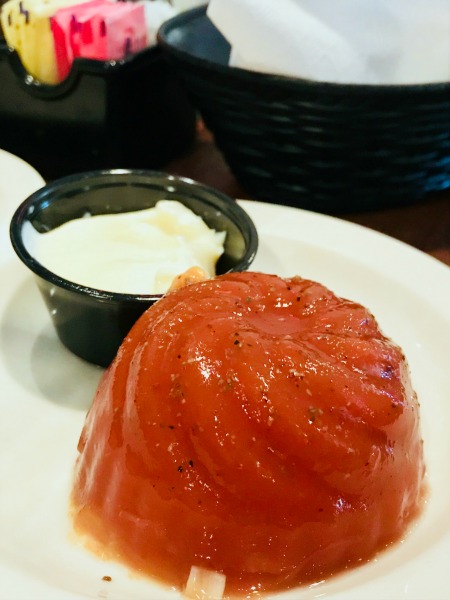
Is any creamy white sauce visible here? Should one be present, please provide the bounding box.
[23,200,226,294]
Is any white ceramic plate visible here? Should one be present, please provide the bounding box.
[0,149,45,224]
[1,183,449,600]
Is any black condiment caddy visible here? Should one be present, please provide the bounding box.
[0,43,196,179]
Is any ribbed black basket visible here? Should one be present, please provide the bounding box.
[158,6,450,213]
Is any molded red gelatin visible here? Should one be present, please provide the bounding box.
[71,272,425,595]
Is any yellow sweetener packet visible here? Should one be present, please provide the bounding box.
[1,0,90,84]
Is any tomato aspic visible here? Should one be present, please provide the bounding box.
[71,272,425,597]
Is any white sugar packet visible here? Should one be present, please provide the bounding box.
[171,0,209,11]
[141,0,176,45]
[207,0,450,84]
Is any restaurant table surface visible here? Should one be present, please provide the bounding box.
[166,121,450,269]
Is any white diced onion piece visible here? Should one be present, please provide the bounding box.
[184,566,226,600]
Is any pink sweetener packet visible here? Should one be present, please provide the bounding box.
[70,1,147,60]
[52,0,148,81]
[51,0,105,80]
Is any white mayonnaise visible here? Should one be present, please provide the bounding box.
[23,200,226,294]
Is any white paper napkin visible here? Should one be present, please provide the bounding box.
[207,0,450,84]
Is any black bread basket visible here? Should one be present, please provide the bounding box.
[158,7,450,213]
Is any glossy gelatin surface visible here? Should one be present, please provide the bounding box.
[71,272,425,595]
